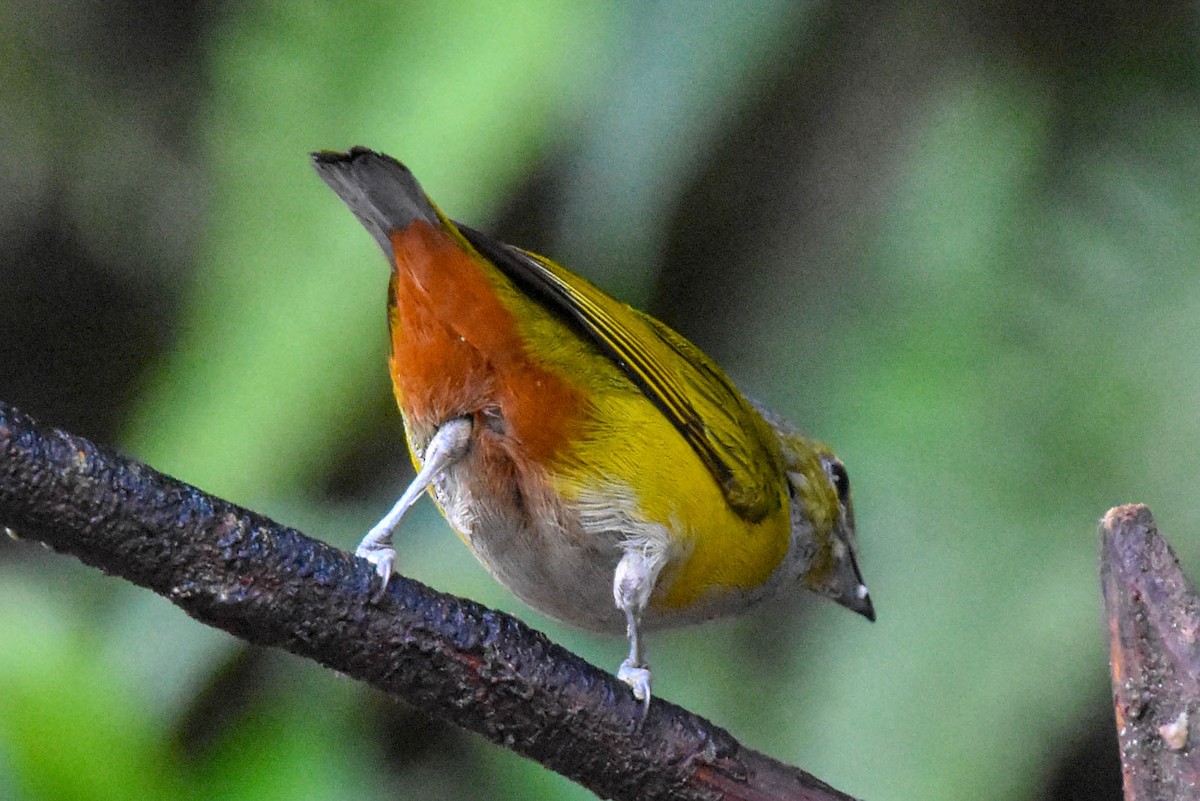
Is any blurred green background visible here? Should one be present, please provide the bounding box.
[4,1,1197,798]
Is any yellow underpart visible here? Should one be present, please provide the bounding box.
[560,390,792,611]
[491,273,792,612]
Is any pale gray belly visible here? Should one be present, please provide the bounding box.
[431,464,630,633]
[426,450,783,633]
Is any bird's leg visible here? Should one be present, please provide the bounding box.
[613,544,667,715]
[356,416,473,588]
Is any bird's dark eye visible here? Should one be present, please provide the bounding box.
[824,458,851,502]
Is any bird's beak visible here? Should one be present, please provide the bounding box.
[833,547,875,622]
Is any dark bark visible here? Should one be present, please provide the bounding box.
[0,400,858,801]
[1101,504,1200,800]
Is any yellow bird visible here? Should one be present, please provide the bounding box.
[313,148,873,707]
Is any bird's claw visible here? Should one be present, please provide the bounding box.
[355,541,396,596]
[618,659,652,725]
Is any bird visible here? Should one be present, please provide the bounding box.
[312,147,873,709]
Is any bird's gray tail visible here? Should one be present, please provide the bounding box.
[311,147,440,261]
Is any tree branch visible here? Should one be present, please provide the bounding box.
[1101,504,1200,800]
[0,400,858,801]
